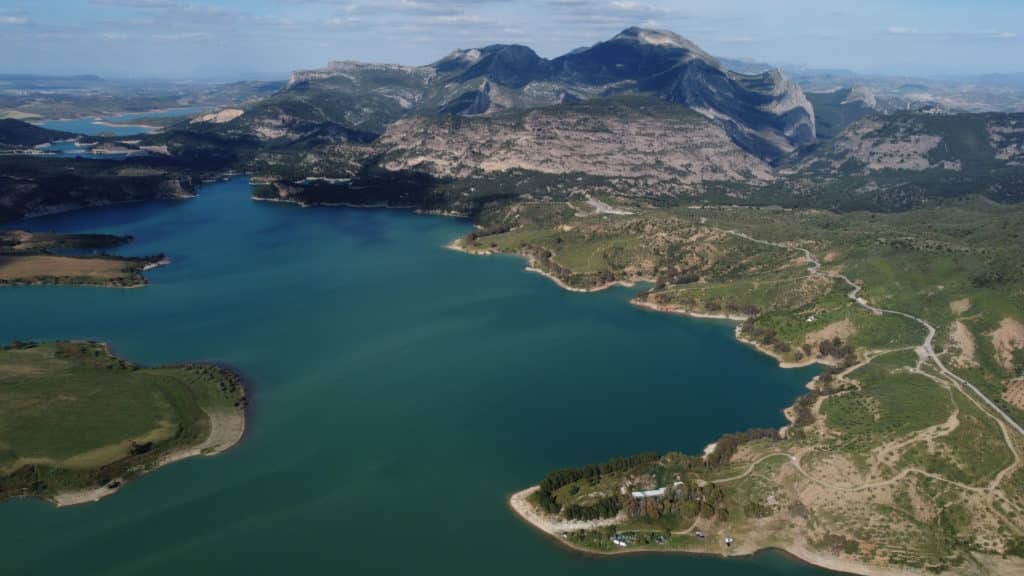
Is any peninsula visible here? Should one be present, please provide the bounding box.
[485,201,1024,575]
[2,23,1024,576]
[0,230,167,287]
[0,341,247,506]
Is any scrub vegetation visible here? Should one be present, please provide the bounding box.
[494,198,1024,575]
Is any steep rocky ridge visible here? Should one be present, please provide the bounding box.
[230,27,815,162]
[807,87,879,139]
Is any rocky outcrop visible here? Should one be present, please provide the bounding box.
[378,97,773,193]
[190,108,244,124]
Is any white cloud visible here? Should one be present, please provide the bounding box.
[92,0,179,7]
[152,31,213,40]
[324,16,361,25]
[886,26,918,35]
[429,14,486,24]
[885,26,1017,40]
[0,10,29,25]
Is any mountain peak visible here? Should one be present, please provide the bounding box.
[613,27,713,60]
[435,44,544,89]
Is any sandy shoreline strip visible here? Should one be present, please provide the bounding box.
[630,298,749,321]
[524,266,642,293]
[508,486,920,576]
[143,256,171,272]
[53,407,245,508]
[509,486,623,536]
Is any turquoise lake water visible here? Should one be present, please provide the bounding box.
[0,177,835,575]
[35,141,133,160]
[38,106,206,136]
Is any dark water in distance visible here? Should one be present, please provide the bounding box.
[0,178,834,576]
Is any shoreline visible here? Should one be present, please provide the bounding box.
[524,266,645,293]
[449,238,651,293]
[508,487,910,576]
[630,298,750,322]
[0,255,171,290]
[46,347,249,508]
[474,241,882,575]
[454,235,832,375]
[631,299,827,369]
[52,384,247,508]
[91,120,161,132]
[142,256,171,272]
[34,107,204,125]
[251,192,470,220]
[22,193,198,221]
[252,195,414,210]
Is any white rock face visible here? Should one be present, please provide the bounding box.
[843,86,878,109]
[762,71,817,139]
[638,30,686,47]
[613,27,714,62]
[190,109,244,124]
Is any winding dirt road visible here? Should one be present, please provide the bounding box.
[723,229,1024,440]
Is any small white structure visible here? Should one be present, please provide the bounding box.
[630,488,666,499]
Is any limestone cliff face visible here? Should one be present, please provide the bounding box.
[377,98,773,190]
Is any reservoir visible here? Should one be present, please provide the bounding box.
[37,107,206,136]
[0,177,832,576]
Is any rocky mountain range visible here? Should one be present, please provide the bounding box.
[5,27,1024,220]
[212,27,816,162]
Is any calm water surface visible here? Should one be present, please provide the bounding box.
[38,106,206,136]
[0,178,835,576]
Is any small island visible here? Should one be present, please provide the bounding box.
[0,341,247,506]
[0,230,167,287]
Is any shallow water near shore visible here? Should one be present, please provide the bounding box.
[0,177,833,575]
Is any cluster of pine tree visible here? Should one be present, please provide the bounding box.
[536,452,660,515]
[625,480,729,521]
[703,428,779,468]
[564,496,621,520]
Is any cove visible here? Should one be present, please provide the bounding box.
[0,177,834,576]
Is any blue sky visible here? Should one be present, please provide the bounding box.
[0,0,1022,79]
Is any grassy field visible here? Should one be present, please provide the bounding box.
[0,342,246,504]
[0,231,163,287]
[0,254,155,287]
[822,354,954,451]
